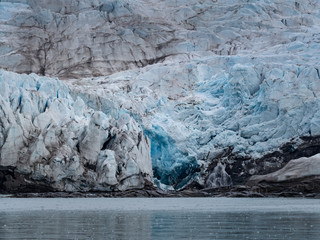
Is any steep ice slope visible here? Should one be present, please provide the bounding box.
[1,0,320,190]
[1,0,319,77]
[0,70,152,192]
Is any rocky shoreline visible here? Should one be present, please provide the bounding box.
[4,177,320,198]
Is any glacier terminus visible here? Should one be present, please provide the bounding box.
[1,0,320,196]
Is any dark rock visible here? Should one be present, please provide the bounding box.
[205,136,320,187]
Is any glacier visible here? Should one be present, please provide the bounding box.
[1,0,320,193]
[0,70,153,192]
[66,57,320,189]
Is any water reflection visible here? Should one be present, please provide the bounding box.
[0,211,151,240]
[0,210,319,239]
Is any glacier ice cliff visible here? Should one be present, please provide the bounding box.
[0,70,153,192]
[1,0,320,192]
[67,58,320,189]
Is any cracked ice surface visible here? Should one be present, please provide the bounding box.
[67,56,320,188]
[0,70,153,192]
[1,0,320,189]
[1,0,319,78]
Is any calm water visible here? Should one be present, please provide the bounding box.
[0,198,320,240]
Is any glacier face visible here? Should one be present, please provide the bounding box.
[66,57,320,188]
[1,0,320,191]
[0,70,153,192]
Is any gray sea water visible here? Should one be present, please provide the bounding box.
[0,197,320,240]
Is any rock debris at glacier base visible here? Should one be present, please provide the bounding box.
[0,70,153,192]
[1,0,320,192]
[249,153,320,184]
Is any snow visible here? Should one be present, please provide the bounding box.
[250,153,320,183]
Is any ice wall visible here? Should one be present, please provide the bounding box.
[66,56,320,188]
[1,0,320,190]
[0,70,153,192]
